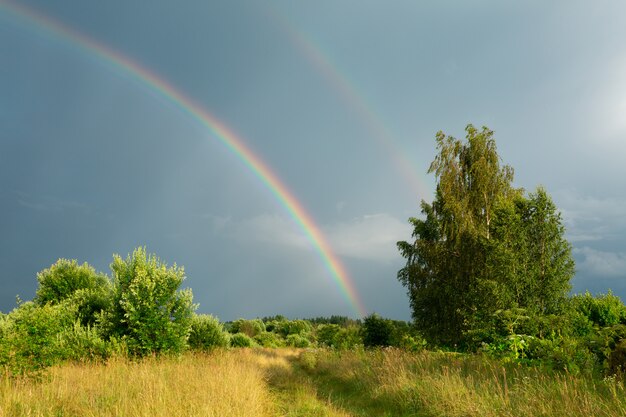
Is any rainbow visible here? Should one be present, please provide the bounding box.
[266,6,431,201]
[0,0,367,317]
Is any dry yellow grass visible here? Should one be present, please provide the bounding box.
[0,350,276,417]
[4,348,626,417]
[305,348,626,417]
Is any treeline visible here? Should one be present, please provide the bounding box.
[0,248,416,375]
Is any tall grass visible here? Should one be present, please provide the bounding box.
[3,348,626,417]
[0,350,275,417]
[301,348,626,417]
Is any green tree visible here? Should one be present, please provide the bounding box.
[103,247,196,356]
[398,125,516,345]
[398,125,574,346]
[35,259,111,326]
[362,313,394,347]
[487,188,574,314]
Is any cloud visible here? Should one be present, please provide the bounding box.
[574,247,626,278]
[205,212,411,263]
[216,213,310,249]
[324,213,410,262]
[15,191,89,213]
[554,189,626,242]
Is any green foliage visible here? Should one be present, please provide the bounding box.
[274,319,312,338]
[0,301,74,374]
[254,331,285,348]
[398,125,575,346]
[316,324,362,349]
[486,189,574,315]
[35,259,111,326]
[229,332,255,348]
[102,247,196,356]
[362,313,394,347]
[285,334,311,348]
[55,321,110,361]
[188,314,229,350]
[571,291,626,327]
[306,315,361,327]
[35,259,110,306]
[229,318,265,338]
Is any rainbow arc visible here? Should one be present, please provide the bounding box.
[0,0,367,317]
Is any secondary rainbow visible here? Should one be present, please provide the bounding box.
[267,6,431,201]
[0,0,367,317]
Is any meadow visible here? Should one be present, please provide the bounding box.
[2,348,626,417]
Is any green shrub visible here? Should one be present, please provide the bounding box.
[55,321,110,361]
[35,259,110,306]
[229,332,255,348]
[188,314,229,351]
[102,247,196,356]
[363,313,394,347]
[286,333,311,348]
[254,331,285,348]
[229,319,265,338]
[316,324,362,349]
[0,301,74,374]
[571,291,626,327]
[275,319,312,337]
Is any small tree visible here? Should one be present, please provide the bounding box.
[362,313,394,347]
[188,314,229,350]
[35,259,111,327]
[103,247,196,356]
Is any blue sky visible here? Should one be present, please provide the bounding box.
[1,0,625,320]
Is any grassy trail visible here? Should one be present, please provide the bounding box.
[3,349,626,416]
[263,349,418,417]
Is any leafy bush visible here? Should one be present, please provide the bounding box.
[274,319,312,337]
[229,333,255,348]
[363,313,394,347]
[188,314,229,350]
[254,331,285,348]
[286,334,311,348]
[55,321,110,361]
[316,324,362,349]
[35,259,110,306]
[571,291,626,327]
[102,247,196,356]
[229,319,265,338]
[0,301,74,374]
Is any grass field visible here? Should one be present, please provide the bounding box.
[2,348,626,417]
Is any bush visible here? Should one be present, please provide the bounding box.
[230,332,255,348]
[102,247,196,356]
[363,313,394,347]
[229,319,265,338]
[571,291,626,327]
[188,314,229,351]
[254,331,285,348]
[275,319,312,337]
[0,301,74,374]
[316,324,362,349]
[35,259,110,306]
[286,334,311,348]
[55,321,110,361]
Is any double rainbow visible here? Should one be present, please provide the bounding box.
[0,0,367,317]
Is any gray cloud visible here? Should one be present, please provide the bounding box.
[574,247,626,278]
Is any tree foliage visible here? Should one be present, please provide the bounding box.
[398,125,574,346]
[103,247,196,355]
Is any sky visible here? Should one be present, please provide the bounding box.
[1,0,625,320]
